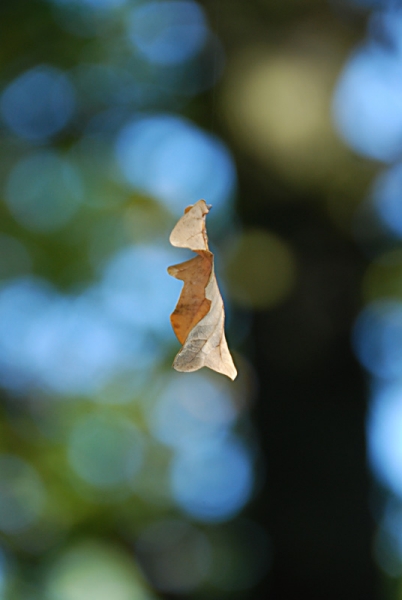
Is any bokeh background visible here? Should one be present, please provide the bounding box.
[1,0,402,598]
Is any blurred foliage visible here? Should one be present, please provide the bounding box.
[0,0,401,598]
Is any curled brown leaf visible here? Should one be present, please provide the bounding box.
[168,199,237,380]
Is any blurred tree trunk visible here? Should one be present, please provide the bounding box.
[242,181,377,599]
[200,1,378,596]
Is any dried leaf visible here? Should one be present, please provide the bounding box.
[168,199,237,380]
